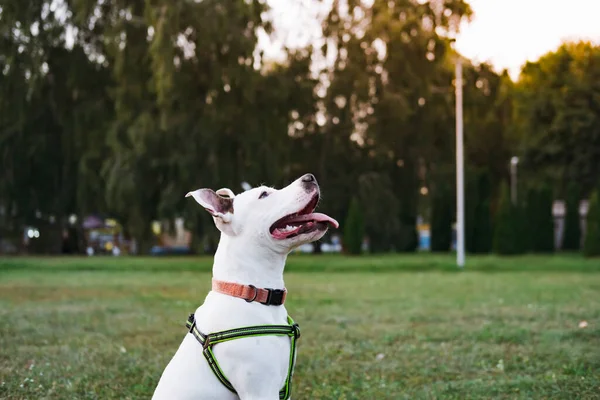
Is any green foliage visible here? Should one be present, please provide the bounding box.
[321,0,471,253]
[562,182,582,251]
[0,0,313,252]
[515,42,600,194]
[493,183,523,255]
[464,67,514,193]
[583,190,600,257]
[3,0,597,258]
[430,180,453,252]
[343,197,365,255]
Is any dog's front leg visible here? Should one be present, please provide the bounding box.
[228,371,283,400]
[216,334,291,400]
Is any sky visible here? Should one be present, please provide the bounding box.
[262,0,600,80]
[454,0,600,79]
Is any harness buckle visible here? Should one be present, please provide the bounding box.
[263,288,285,306]
[203,335,211,350]
[187,314,196,333]
[291,323,301,339]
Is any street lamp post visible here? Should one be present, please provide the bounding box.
[455,58,465,268]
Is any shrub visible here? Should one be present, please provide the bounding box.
[343,196,365,255]
[493,182,522,255]
[527,184,555,253]
[430,180,453,252]
[583,190,600,257]
[562,182,581,251]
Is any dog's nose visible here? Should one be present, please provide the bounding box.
[301,174,316,184]
[300,174,318,193]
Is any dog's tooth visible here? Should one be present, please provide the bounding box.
[276,224,300,234]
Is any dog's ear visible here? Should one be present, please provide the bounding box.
[215,188,235,199]
[186,188,234,224]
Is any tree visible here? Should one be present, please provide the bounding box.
[562,182,581,251]
[493,183,522,255]
[464,66,515,196]
[99,0,290,252]
[343,197,365,255]
[319,0,473,253]
[583,190,600,257]
[0,0,528,256]
[515,42,600,195]
[0,0,114,252]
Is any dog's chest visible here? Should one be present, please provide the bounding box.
[193,293,294,388]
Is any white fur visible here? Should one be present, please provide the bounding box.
[152,175,330,400]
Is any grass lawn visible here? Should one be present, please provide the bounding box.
[1,254,599,399]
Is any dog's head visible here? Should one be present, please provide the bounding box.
[186,174,339,253]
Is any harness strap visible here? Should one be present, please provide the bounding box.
[186,314,300,400]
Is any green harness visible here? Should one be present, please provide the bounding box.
[186,313,301,400]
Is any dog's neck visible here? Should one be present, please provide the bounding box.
[212,233,288,289]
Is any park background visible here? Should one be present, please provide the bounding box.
[1,0,600,398]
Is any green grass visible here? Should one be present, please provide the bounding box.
[1,254,599,399]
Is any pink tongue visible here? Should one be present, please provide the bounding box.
[282,212,339,229]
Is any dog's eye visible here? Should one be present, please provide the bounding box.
[259,191,269,199]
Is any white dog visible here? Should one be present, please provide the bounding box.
[152,174,339,400]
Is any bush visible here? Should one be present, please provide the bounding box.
[514,201,530,254]
[583,190,600,257]
[474,197,493,253]
[562,182,581,251]
[343,196,365,255]
[397,219,419,252]
[469,171,492,254]
[465,172,478,254]
[493,182,523,255]
[527,184,555,253]
[430,180,453,252]
[357,173,400,253]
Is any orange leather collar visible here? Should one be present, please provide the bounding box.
[212,279,287,306]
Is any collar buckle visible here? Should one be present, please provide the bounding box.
[262,288,285,306]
